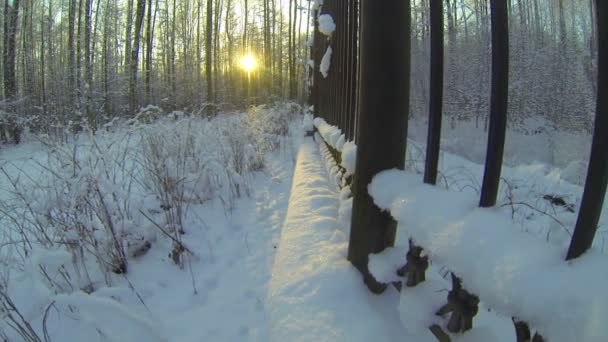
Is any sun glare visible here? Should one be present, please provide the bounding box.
[239,54,257,73]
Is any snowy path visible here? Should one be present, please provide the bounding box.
[144,156,295,341]
[267,138,409,342]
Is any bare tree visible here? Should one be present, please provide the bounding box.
[130,0,146,112]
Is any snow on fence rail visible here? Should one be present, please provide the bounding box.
[309,0,607,341]
[368,170,608,342]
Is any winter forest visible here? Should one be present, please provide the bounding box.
[0,0,605,341]
[0,0,598,134]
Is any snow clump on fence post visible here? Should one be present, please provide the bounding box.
[318,14,336,37]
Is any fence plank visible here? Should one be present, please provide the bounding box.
[479,0,509,208]
[566,0,608,260]
[347,0,411,293]
[312,4,322,118]
[423,0,445,186]
[347,0,359,141]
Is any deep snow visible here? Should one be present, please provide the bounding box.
[1,107,605,342]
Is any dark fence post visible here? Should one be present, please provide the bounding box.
[566,0,607,260]
[347,0,359,141]
[347,0,410,293]
[423,0,445,185]
[312,3,322,118]
[327,0,337,125]
[479,0,509,208]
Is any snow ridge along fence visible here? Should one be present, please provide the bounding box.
[309,0,607,341]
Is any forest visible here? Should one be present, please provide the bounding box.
[0,0,599,138]
[0,0,310,138]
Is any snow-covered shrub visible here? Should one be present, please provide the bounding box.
[246,102,302,165]
[0,104,304,340]
[0,125,151,296]
[0,110,23,144]
[0,289,46,342]
[131,105,164,124]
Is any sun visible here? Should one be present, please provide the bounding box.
[239,54,257,73]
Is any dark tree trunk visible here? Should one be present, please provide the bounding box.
[3,0,21,144]
[125,0,134,69]
[3,0,20,101]
[67,0,76,108]
[205,0,213,111]
[84,0,93,126]
[289,0,298,99]
[76,0,83,110]
[243,0,247,50]
[130,0,146,112]
[145,0,154,103]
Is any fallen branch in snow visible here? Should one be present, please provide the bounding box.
[0,290,44,342]
[139,209,195,259]
[500,201,572,238]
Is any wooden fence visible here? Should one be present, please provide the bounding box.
[310,0,607,340]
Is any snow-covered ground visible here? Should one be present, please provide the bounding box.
[1,106,605,342]
[0,104,302,341]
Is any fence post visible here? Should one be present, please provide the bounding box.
[347,0,410,293]
[312,3,323,118]
[566,0,607,260]
[479,0,509,208]
[346,0,358,141]
[423,0,445,185]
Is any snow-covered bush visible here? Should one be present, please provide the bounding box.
[0,110,23,144]
[246,102,302,164]
[0,103,303,340]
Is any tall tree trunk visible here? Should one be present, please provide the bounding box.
[288,0,297,99]
[277,0,283,93]
[124,0,134,69]
[225,0,234,97]
[67,0,77,109]
[40,1,47,115]
[196,0,202,93]
[85,0,94,126]
[296,0,302,100]
[145,0,154,102]
[242,0,247,51]
[213,0,222,103]
[3,0,21,143]
[103,0,111,115]
[558,0,567,49]
[3,0,20,101]
[130,0,146,112]
[171,0,176,107]
[21,0,34,107]
[205,0,213,111]
[76,0,83,110]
